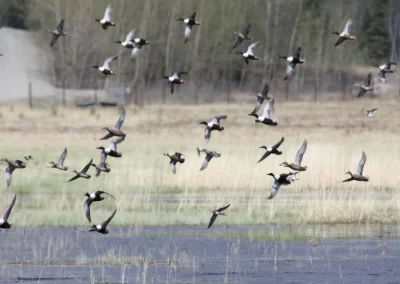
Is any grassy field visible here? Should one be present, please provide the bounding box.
[1,97,400,228]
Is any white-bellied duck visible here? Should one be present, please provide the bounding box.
[164,152,185,174]
[49,19,67,47]
[366,108,378,118]
[354,73,373,97]
[115,29,150,58]
[236,41,260,65]
[162,72,187,94]
[88,208,117,234]
[84,191,116,223]
[99,107,126,140]
[208,204,230,229]
[232,24,252,49]
[48,147,68,170]
[258,137,284,163]
[280,140,308,171]
[199,115,227,144]
[0,194,16,229]
[91,55,118,76]
[68,159,93,182]
[372,62,396,83]
[248,98,278,126]
[333,20,356,46]
[280,47,304,80]
[97,136,124,158]
[266,172,299,200]
[0,158,26,188]
[177,12,200,43]
[342,151,369,182]
[196,148,221,171]
[250,83,271,114]
[95,3,115,30]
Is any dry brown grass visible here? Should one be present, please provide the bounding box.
[0,96,400,227]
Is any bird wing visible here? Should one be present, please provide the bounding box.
[170,160,177,174]
[342,177,353,182]
[50,34,59,47]
[284,63,295,80]
[58,148,68,166]
[99,132,113,140]
[356,151,367,175]
[250,96,264,114]
[176,71,188,78]
[207,214,218,229]
[103,55,118,70]
[243,23,251,36]
[364,73,372,87]
[217,204,230,212]
[99,150,107,166]
[3,194,16,221]
[294,140,307,165]
[168,81,174,94]
[261,83,270,98]
[357,89,366,97]
[334,36,346,47]
[204,127,211,144]
[262,98,274,118]
[103,3,112,21]
[368,108,378,113]
[343,19,352,34]
[67,175,80,183]
[5,166,14,188]
[232,37,243,49]
[211,115,227,125]
[101,208,117,228]
[200,154,213,171]
[295,47,302,58]
[131,47,140,58]
[84,198,93,223]
[57,19,64,33]
[268,182,280,200]
[379,70,386,83]
[247,41,260,56]
[126,29,136,41]
[96,190,117,200]
[272,137,285,149]
[81,159,93,174]
[257,151,271,163]
[184,25,192,41]
[114,108,126,130]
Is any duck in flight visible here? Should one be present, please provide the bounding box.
[354,73,373,97]
[48,148,68,171]
[177,12,200,43]
[88,208,117,234]
[68,159,93,182]
[162,72,187,94]
[199,115,227,144]
[197,148,221,171]
[232,24,252,49]
[372,62,396,83]
[333,19,356,47]
[97,136,124,158]
[236,41,261,65]
[99,108,126,140]
[280,140,308,171]
[95,3,115,30]
[84,191,116,223]
[280,47,305,80]
[49,19,67,47]
[1,159,26,188]
[249,83,272,115]
[366,108,378,118]
[208,204,230,229]
[258,137,284,163]
[267,172,299,200]
[0,194,16,229]
[91,55,118,76]
[164,152,185,174]
[342,151,369,182]
[115,29,150,58]
[92,148,110,177]
[248,98,278,126]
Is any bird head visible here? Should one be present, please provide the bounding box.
[248,113,258,118]
[332,32,340,35]
[259,146,267,150]
[95,19,101,23]
[88,225,97,232]
[96,147,106,151]
[48,161,56,166]
[102,127,109,131]
[91,65,99,69]
[266,173,275,177]
[84,193,90,197]
[114,40,122,44]
[345,171,352,175]
[235,51,244,55]
[72,170,79,174]
[162,76,169,80]
[199,121,208,126]
[279,56,287,60]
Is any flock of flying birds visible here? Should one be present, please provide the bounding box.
[0,5,395,232]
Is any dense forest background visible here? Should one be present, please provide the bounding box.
[0,0,399,103]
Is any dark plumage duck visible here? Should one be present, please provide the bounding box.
[49,19,67,47]
[91,55,118,76]
[232,24,252,49]
[248,98,278,126]
[236,41,260,65]
[199,115,227,144]
[164,152,185,174]
[197,148,221,171]
[280,47,305,80]
[97,136,124,158]
[258,137,284,163]
[333,20,356,47]
[0,158,26,188]
[249,83,271,115]
[68,159,92,182]
[162,72,187,94]
[0,194,16,229]
[342,151,369,182]
[48,148,68,170]
[84,191,116,223]
[354,73,373,97]
[208,204,230,229]
[280,140,308,171]
[99,108,126,140]
[95,3,115,30]
[372,62,396,83]
[88,208,117,234]
[267,172,299,200]
[177,12,200,43]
